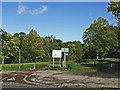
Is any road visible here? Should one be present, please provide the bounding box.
[1,70,120,89]
[2,82,40,88]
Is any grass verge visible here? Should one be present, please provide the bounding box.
[2,62,50,71]
[68,62,97,75]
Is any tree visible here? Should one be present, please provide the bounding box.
[14,32,26,49]
[63,41,83,62]
[107,1,120,51]
[83,17,118,59]
[44,35,63,61]
[23,29,45,62]
[72,41,84,61]
[107,1,120,21]
[14,32,26,60]
[2,31,19,64]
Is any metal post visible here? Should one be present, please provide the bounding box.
[33,58,36,69]
[59,58,61,67]
[34,63,35,69]
[64,52,66,67]
[53,58,54,67]
[19,48,21,70]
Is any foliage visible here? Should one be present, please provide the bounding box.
[63,41,84,62]
[23,29,45,62]
[107,1,120,52]
[107,1,120,21]
[1,15,120,64]
[2,30,19,64]
[44,35,63,61]
[83,17,118,59]
[2,24,119,64]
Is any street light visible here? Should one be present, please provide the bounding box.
[18,35,22,70]
[18,46,21,70]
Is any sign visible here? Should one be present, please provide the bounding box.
[52,50,62,58]
[61,48,69,53]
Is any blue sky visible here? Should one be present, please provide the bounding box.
[2,2,117,43]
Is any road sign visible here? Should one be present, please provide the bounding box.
[52,50,62,58]
[61,48,69,53]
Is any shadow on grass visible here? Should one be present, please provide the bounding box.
[81,60,120,78]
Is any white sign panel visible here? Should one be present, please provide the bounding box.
[61,48,69,52]
[52,50,62,58]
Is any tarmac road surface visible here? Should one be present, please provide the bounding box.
[2,82,40,88]
[1,70,120,89]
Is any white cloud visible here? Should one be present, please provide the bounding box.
[17,4,29,15]
[31,5,48,15]
[17,3,48,15]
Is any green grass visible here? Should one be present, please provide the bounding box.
[103,58,120,62]
[80,60,96,64]
[80,58,120,64]
[70,58,120,75]
[2,62,50,71]
[2,58,118,73]
[68,62,97,75]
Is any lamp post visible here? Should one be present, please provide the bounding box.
[19,47,21,70]
[14,32,26,70]
[18,35,22,70]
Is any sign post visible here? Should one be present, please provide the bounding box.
[61,48,69,67]
[59,58,61,67]
[52,50,62,67]
[34,63,35,69]
[64,53,66,67]
[53,58,55,67]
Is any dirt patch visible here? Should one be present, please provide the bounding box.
[2,70,37,84]
[14,74,25,83]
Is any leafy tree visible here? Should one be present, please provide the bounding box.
[23,29,45,62]
[72,41,84,61]
[83,17,118,59]
[83,45,96,59]
[63,41,83,62]
[107,1,120,21]
[14,32,26,49]
[13,32,26,63]
[2,31,19,64]
[107,1,120,51]
[64,42,77,61]
[44,35,63,61]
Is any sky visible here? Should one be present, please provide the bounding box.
[2,2,117,43]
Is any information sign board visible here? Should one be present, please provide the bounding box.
[61,48,69,52]
[52,50,62,58]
